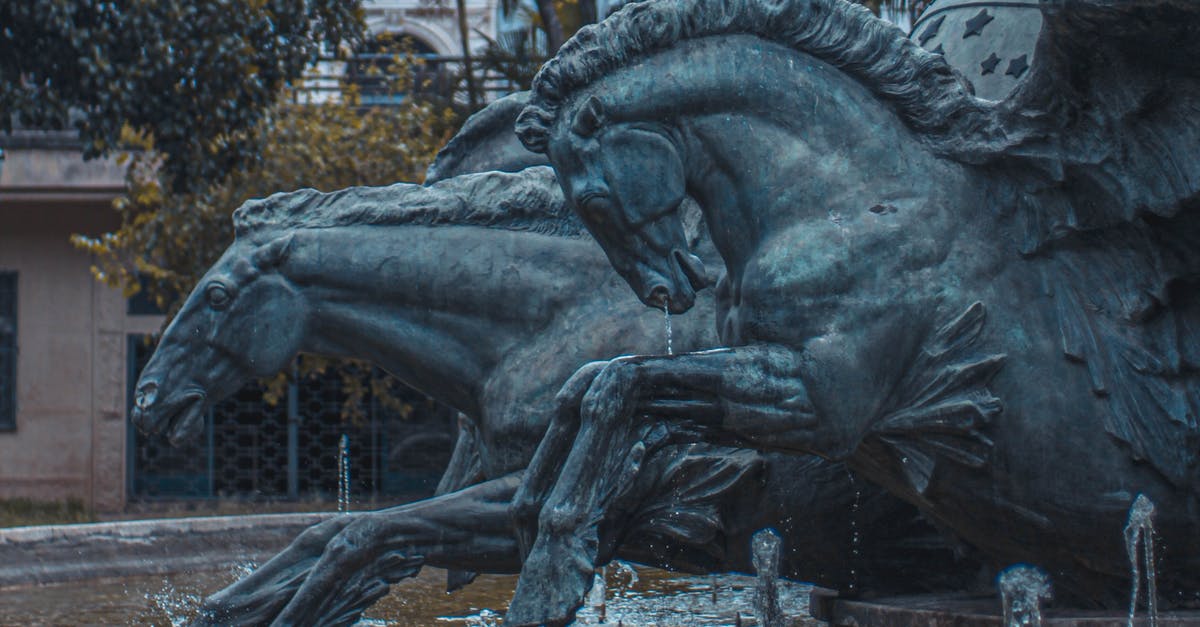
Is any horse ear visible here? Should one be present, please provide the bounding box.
[572,95,606,137]
[252,233,294,269]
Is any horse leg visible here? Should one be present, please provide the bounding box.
[505,344,814,627]
[194,474,522,627]
[435,414,486,592]
[510,360,609,558]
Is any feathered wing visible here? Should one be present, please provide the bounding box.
[993,0,1200,486]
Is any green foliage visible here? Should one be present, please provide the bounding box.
[0,498,93,528]
[483,0,925,92]
[73,53,459,421]
[1,0,365,192]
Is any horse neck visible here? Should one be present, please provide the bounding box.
[281,223,595,416]
[604,35,970,271]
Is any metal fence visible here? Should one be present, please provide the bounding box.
[126,335,458,504]
[288,53,526,107]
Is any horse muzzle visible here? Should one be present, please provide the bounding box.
[131,380,208,445]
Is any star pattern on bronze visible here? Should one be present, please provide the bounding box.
[1005,54,1029,78]
[918,15,945,46]
[980,52,1001,75]
[963,9,994,38]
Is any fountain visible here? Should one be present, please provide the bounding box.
[338,433,351,515]
[752,529,784,627]
[76,87,968,625]
[1126,495,1159,627]
[7,0,1200,625]
[998,565,1051,627]
[501,0,1200,624]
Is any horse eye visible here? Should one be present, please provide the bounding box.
[205,284,232,309]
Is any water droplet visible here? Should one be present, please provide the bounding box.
[1125,494,1158,627]
[338,434,351,514]
[999,564,1051,626]
[663,304,673,356]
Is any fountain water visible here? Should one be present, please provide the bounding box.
[584,566,608,624]
[338,434,351,514]
[998,564,1052,627]
[752,528,784,627]
[846,470,862,594]
[1125,494,1158,627]
[663,304,673,356]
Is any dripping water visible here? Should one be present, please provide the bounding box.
[338,434,351,514]
[846,470,862,594]
[585,566,607,624]
[998,564,1051,627]
[751,528,784,627]
[1125,494,1158,627]
[663,304,673,356]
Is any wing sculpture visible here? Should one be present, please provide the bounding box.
[978,0,1200,486]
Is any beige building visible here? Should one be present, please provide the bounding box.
[0,2,503,513]
[0,132,164,512]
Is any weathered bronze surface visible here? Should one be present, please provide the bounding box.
[132,94,971,626]
[506,0,1200,623]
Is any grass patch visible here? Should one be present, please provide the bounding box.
[0,498,95,528]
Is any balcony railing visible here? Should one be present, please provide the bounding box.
[288,54,523,107]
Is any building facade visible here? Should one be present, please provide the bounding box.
[0,132,153,511]
[0,1,500,512]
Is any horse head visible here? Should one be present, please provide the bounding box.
[131,230,305,444]
[532,93,707,314]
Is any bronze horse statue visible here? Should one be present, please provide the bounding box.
[130,96,970,625]
[505,0,1200,624]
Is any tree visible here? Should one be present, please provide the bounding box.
[481,0,926,94]
[73,53,460,419]
[1,0,365,192]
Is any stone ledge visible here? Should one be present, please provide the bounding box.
[809,591,1200,626]
[0,512,335,588]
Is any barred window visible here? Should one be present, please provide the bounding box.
[0,272,15,431]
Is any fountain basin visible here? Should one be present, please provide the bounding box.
[0,512,334,587]
[811,593,1200,626]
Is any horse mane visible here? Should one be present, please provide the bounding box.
[232,166,583,239]
[425,91,544,183]
[516,0,1003,157]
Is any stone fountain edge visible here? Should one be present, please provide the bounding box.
[0,512,336,588]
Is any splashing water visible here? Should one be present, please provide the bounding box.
[582,566,608,624]
[614,560,640,596]
[752,528,784,627]
[1125,494,1158,627]
[144,580,202,627]
[663,304,673,356]
[998,564,1052,627]
[338,433,351,514]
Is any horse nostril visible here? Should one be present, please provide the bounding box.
[136,382,158,410]
[647,285,670,308]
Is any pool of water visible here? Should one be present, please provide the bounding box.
[0,564,821,626]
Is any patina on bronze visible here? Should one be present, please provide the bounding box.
[507,0,1200,624]
[130,94,972,626]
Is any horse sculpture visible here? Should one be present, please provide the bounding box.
[505,0,1200,624]
[130,97,971,625]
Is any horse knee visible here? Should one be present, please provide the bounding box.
[325,517,381,562]
[539,504,585,538]
[296,516,348,548]
[510,494,541,527]
[555,360,610,407]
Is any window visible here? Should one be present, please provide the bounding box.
[127,274,167,315]
[0,272,15,431]
[346,35,448,105]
